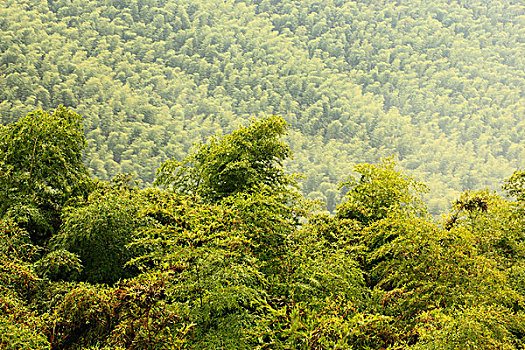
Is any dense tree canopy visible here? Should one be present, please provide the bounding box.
[155,115,294,202]
[1,107,524,349]
[51,178,152,284]
[0,106,90,242]
[336,157,428,224]
[1,0,524,347]
[1,0,523,214]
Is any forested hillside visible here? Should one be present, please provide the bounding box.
[1,0,524,213]
[1,108,525,349]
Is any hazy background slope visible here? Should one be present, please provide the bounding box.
[1,0,524,213]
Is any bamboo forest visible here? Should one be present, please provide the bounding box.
[0,0,524,349]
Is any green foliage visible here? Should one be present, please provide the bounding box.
[1,104,524,348]
[51,178,153,284]
[447,190,525,267]
[108,273,193,350]
[45,282,114,349]
[36,249,83,281]
[0,106,90,242]
[508,263,525,299]
[253,298,400,349]
[155,115,293,202]
[353,194,524,345]
[336,157,428,224]
[135,121,307,347]
[0,315,49,350]
[0,106,87,195]
[220,187,305,276]
[366,216,514,308]
[0,220,40,300]
[504,170,525,202]
[1,0,523,215]
[250,214,384,349]
[45,274,192,350]
[285,214,365,305]
[130,190,282,348]
[0,219,38,262]
[413,306,524,350]
[0,219,48,349]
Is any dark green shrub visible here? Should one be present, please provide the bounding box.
[51,182,153,284]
